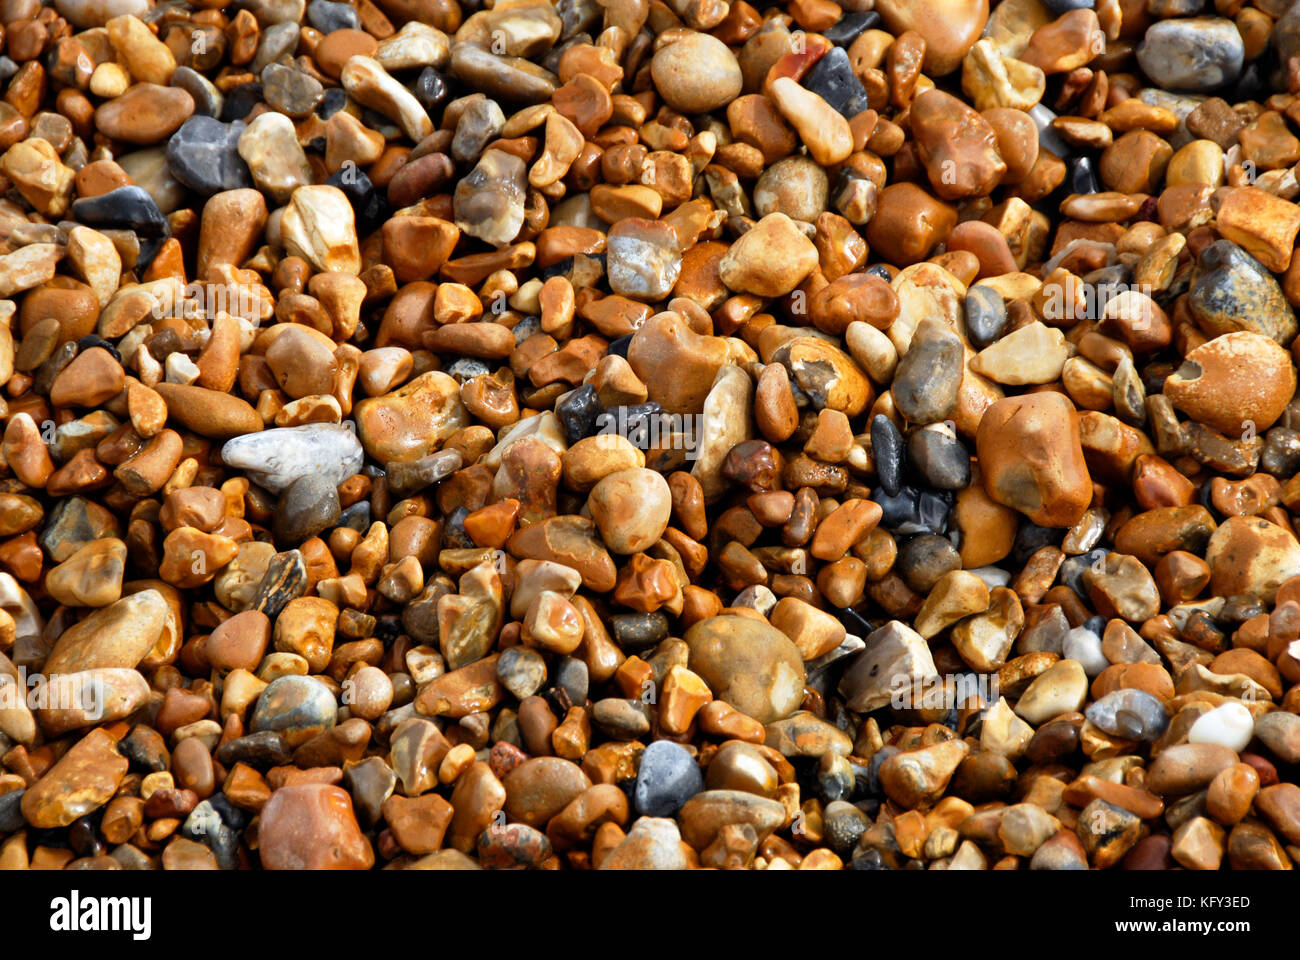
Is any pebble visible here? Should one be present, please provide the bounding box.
[1163,332,1295,437]
[258,784,373,869]
[1136,17,1244,93]
[634,740,704,816]
[891,317,963,424]
[280,184,361,273]
[599,817,690,870]
[341,56,432,143]
[965,286,1008,349]
[651,33,742,114]
[94,85,194,145]
[455,149,527,249]
[839,620,937,711]
[71,185,168,237]
[718,213,819,298]
[1014,659,1088,724]
[1254,712,1300,765]
[1189,240,1296,346]
[1085,688,1169,742]
[21,728,128,828]
[874,0,989,75]
[221,423,364,494]
[1188,702,1256,753]
[588,468,672,554]
[45,589,168,673]
[238,112,313,204]
[1205,516,1300,603]
[976,392,1092,529]
[684,616,806,724]
[250,675,337,747]
[273,474,341,545]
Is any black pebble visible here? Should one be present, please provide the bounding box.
[907,428,970,490]
[415,67,449,115]
[556,383,601,443]
[823,10,881,46]
[964,284,1006,350]
[316,87,348,119]
[71,186,169,238]
[871,414,904,497]
[1065,154,1100,195]
[802,46,871,119]
[220,82,263,122]
[325,165,389,235]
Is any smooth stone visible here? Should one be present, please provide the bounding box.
[36,668,149,736]
[44,590,169,673]
[802,46,871,119]
[684,616,806,725]
[874,0,989,75]
[258,783,373,869]
[353,371,469,465]
[891,317,963,424]
[308,0,359,31]
[907,428,970,491]
[1187,702,1254,753]
[496,645,547,699]
[1062,626,1107,677]
[677,789,785,849]
[588,468,671,554]
[633,740,703,817]
[220,423,364,494]
[650,32,742,114]
[249,675,337,747]
[70,185,168,237]
[1189,240,1296,346]
[45,538,126,608]
[1085,688,1169,742]
[976,392,1092,528]
[599,817,690,869]
[273,474,341,545]
[839,620,939,712]
[454,149,527,249]
[1014,659,1088,724]
[877,740,971,808]
[1136,17,1244,94]
[871,414,904,497]
[1254,712,1300,765]
[1205,515,1300,603]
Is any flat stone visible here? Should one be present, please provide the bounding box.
[21,728,128,828]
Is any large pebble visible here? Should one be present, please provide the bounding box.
[588,468,671,554]
[650,33,742,114]
[684,616,806,724]
[221,424,364,494]
[258,784,373,869]
[1136,17,1244,94]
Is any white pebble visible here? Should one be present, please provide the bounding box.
[1187,702,1254,753]
[1062,626,1108,677]
[967,566,1012,590]
[164,351,200,385]
[220,423,364,493]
